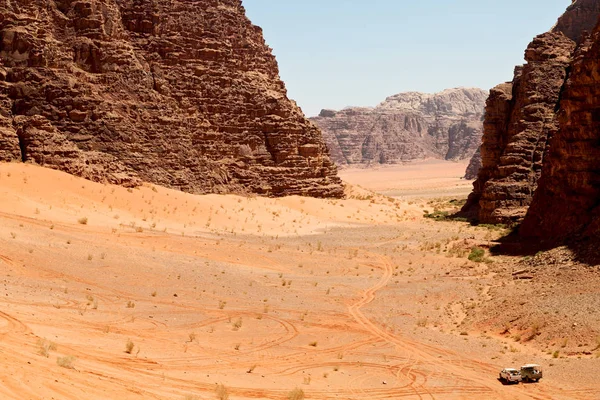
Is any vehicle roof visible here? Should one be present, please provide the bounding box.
[504,368,519,371]
[522,364,541,368]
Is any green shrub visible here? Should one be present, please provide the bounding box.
[468,247,485,262]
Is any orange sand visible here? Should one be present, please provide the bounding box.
[0,162,597,399]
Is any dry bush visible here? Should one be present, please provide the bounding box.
[78,217,88,225]
[232,318,243,331]
[37,339,57,358]
[56,355,76,369]
[288,388,305,400]
[215,384,229,400]
[125,339,134,354]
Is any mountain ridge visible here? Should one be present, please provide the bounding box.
[311,87,486,167]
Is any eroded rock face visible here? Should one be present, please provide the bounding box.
[552,0,600,41]
[521,28,600,243]
[462,0,600,224]
[463,147,481,180]
[0,0,343,197]
[311,88,486,167]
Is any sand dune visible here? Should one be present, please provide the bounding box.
[0,163,598,399]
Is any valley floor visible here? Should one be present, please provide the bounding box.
[0,163,598,399]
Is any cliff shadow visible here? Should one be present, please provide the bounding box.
[488,226,600,266]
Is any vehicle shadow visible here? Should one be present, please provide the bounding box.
[497,378,519,386]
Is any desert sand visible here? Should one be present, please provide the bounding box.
[0,162,599,400]
[338,160,473,199]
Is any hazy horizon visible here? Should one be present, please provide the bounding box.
[245,0,571,117]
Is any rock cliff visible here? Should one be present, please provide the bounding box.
[310,88,487,167]
[521,24,600,243]
[462,0,600,224]
[0,0,343,197]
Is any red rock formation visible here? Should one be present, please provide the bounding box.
[462,0,600,224]
[552,0,600,41]
[0,0,343,197]
[521,27,600,243]
[311,88,486,167]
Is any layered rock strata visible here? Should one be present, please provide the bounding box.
[311,88,486,167]
[521,27,600,242]
[0,0,343,197]
[462,0,600,224]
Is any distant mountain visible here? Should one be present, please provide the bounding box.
[310,88,487,167]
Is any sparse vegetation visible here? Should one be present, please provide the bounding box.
[467,247,485,263]
[553,350,560,358]
[37,339,57,358]
[215,383,229,400]
[423,209,449,220]
[232,317,243,331]
[78,217,88,225]
[125,339,135,354]
[288,388,305,400]
[57,355,76,369]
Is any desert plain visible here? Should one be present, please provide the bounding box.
[1,160,599,400]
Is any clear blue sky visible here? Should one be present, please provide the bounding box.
[244,0,570,117]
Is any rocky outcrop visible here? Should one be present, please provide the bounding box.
[0,0,343,197]
[552,0,600,41]
[464,147,481,180]
[311,88,486,167]
[521,27,600,243]
[462,0,600,224]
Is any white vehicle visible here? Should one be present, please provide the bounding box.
[499,368,522,384]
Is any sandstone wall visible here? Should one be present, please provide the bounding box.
[552,0,600,41]
[462,0,600,224]
[311,88,486,167]
[0,0,343,197]
[521,28,600,243]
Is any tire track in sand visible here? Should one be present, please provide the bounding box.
[346,253,560,400]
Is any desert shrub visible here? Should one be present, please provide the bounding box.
[215,384,229,400]
[288,388,305,400]
[423,210,449,220]
[125,339,134,354]
[37,339,57,358]
[57,355,76,369]
[468,247,485,262]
